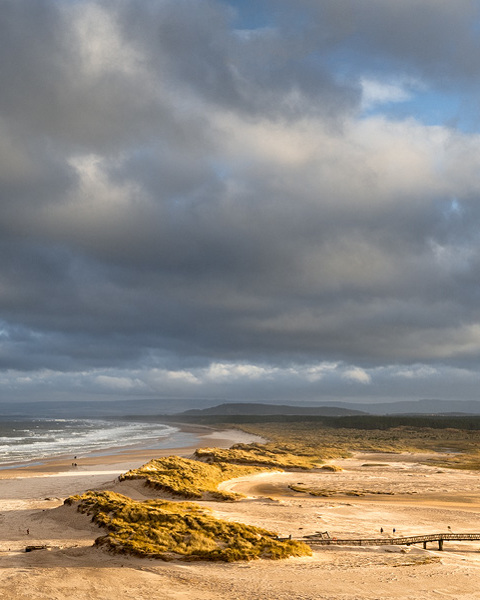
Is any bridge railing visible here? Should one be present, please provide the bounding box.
[302,532,480,547]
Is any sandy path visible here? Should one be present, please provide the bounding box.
[2,446,480,599]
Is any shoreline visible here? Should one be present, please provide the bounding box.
[0,423,264,480]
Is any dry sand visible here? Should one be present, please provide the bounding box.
[1,436,480,599]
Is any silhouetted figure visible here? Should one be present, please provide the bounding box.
[380,527,383,534]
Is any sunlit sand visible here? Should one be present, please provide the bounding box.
[1,437,480,599]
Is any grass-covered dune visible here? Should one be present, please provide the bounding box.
[118,455,268,500]
[230,420,480,456]
[118,441,338,503]
[194,442,325,469]
[65,491,311,562]
[216,420,480,470]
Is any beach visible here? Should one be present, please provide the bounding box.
[1,433,480,599]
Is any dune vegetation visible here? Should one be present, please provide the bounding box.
[65,490,311,562]
[194,442,324,469]
[118,455,268,500]
[424,451,480,471]
[226,420,480,457]
[287,483,395,497]
[207,419,480,470]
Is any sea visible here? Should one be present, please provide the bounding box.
[0,417,200,469]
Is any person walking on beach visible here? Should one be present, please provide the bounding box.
[380,527,383,534]
[393,528,396,534]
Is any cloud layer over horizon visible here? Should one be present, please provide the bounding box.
[2,0,480,404]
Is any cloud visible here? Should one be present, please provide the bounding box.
[360,77,420,110]
[343,368,371,385]
[2,360,480,405]
[0,0,480,405]
[95,375,144,391]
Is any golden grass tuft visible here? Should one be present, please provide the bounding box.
[425,451,480,471]
[393,555,441,567]
[288,484,394,497]
[119,455,268,500]
[65,491,311,562]
[195,443,321,469]
[319,464,342,472]
[231,422,480,466]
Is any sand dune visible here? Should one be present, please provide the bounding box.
[1,442,480,599]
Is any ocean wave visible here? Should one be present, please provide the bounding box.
[0,418,193,465]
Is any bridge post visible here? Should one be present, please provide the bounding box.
[423,541,427,549]
[438,539,443,551]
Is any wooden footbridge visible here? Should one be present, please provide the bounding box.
[298,532,480,551]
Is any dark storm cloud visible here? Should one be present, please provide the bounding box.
[266,0,480,85]
[1,0,480,401]
[109,0,362,125]
[349,0,480,84]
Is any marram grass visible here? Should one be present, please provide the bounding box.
[119,455,269,500]
[65,490,311,562]
[288,484,395,497]
[194,442,322,469]
[232,422,480,456]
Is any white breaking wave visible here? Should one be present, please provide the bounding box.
[0,418,194,465]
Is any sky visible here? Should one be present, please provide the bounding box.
[1,0,480,406]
